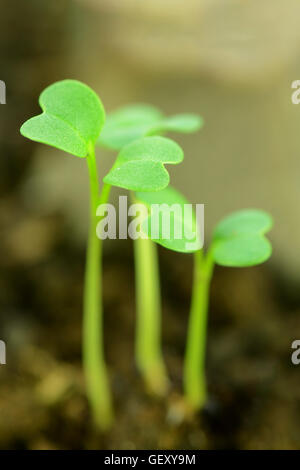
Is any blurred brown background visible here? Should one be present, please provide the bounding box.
[0,0,300,450]
[4,0,300,276]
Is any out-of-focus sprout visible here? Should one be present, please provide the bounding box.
[138,187,273,411]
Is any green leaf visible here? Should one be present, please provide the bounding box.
[214,209,273,239]
[103,136,183,191]
[116,136,183,166]
[104,104,162,125]
[20,79,105,157]
[212,209,273,267]
[213,234,272,267]
[98,104,163,150]
[149,114,204,135]
[104,160,170,192]
[97,103,203,150]
[136,186,189,207]
[136,186,201,253]
[99,124,152,151]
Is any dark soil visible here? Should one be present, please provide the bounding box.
[0,216,299,450]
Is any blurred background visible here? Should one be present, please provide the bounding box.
[0,0,300,449]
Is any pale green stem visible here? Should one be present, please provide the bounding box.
[183,247,214,410]
[133,196,169,395]
[83,145,113,430]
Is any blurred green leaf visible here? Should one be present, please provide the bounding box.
[136,185,189,207]
[136,186,201,253]
[104,136,183,191]
[98,104,163,150]
[212,209,273,267]
[149,114,204,135]
[97,103,203,150]
[213,234,272,267]
[20,80,105,157]
[104,160,169,192]
[116,136,183,165]
[214,209,273,239]
[104,104,162,124]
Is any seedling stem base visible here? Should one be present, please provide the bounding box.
[83,147,113,430]
[183,248,214,410]
[134,234,169,396]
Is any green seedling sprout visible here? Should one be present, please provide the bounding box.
[20,79,112,429]
[102,136,184,394]
[137,187,273,411]
[99,104,203,395]
[184,208,273,410]
[135,186,201,395]
[19,81,196,424]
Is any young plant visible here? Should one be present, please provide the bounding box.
[135,186,201,395]
[184,208,273,410]
[136,188,273,411]
[102,136,185,394]
[98,103,203,395]
[19,80,112,429]
[19,80,191,425]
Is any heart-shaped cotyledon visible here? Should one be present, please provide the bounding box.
[20,79,105,157]
[103,136,184,192]
[135,185,201,253]
[212,209,273,267]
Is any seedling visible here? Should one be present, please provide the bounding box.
[99,104,203,394]
[137,187,273,411]
[20,80,113,429]
[102,136,185,394]
[184,208,273,410]
[19,80,196,425]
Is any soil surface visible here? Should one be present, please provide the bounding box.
[0,221,299,450]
